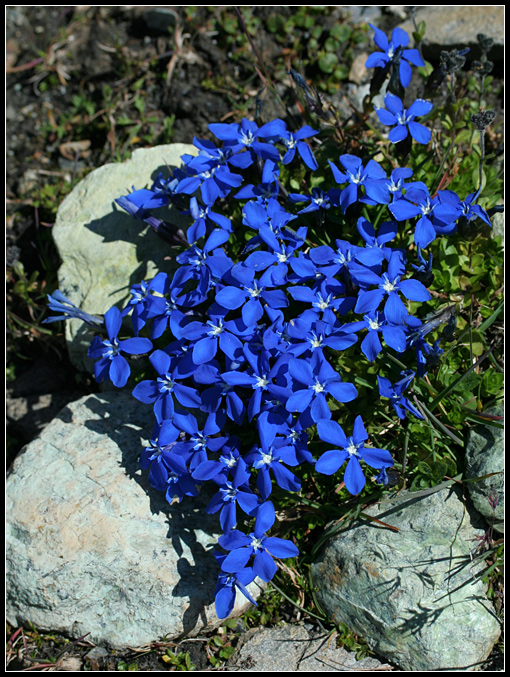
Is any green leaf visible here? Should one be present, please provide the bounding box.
[318,52,338,74]
[330,24,351,41]
[481,370,504,396]
[266,13,284,33]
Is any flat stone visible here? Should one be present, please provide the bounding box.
[51,143,197,374]
[227,624,392,672]
[6,392,263,649]
[399,7,504,61]
[299,629,392,671]
[311,487,501,671]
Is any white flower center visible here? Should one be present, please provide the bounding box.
[246,284,262,298]
[314,293,331,310]
[382,275,398,294]
[241,130,255,146]
[157,373,175,392]
[311,379,325,393]
[103,338,119,358]
[261,450,274,465]
[191,433,207,449]
[346,441,359,456]
[207,320,224,336]
[255,375,270,389]
[251,536,263,551]
[349,167,364,184]
[221,453,238,468]
[221,483,237,501]
[421,198,434,216]
[309,332,324,348]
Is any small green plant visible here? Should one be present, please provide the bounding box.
[161,648,196,670]
[336,622,373,660]
[206,619,238,668]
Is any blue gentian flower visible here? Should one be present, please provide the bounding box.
[385,167,414,202]
[356,217,398,265]
[213,552,258,618]
[388,181,460,249]
[286,314,359,358]
[375,92,433,144]
[315,416,394,495]
[377,371,425,420]
[220,349,291,422]
[288,186,339,214]
[359,310,407,361]
[175,310,244,366]
[365,24,425,88]
[187,196,233,244]
[411,246,434,286]
[215,264,288,326]
[170,411,228,473]
[436,190,492,229]
[286,351,358,422]
[329,154,389,210]
[199,458,260,532]
[122,272,171,335]
[115,186,169,218]
[235,159,281,201]
[244,236,305,287]
[353,251,431,324]
[131,349,202,423]
[165,466,201,505]
[288,281,354,325]
[44,290,104,327]
[87,306,153,388]
[244,412,301,500]
[208,117,286,166]
[140,420,182,491]
[218,500,299,581]
[406,322,444,377]
[279,124,320,170]
[176,145,244,204]
[193,361,246,424]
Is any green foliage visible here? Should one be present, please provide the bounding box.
[336,622,373,660]
[162,649,196,670]
[206,620,238,668]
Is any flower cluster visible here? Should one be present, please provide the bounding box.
[45,24,493,619]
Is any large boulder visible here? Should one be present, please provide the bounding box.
[51,143,197,374]
[6,392,263,649]
[311,486,501,671]
[465,403,504,533]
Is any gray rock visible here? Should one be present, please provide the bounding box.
[491,205,504,245]
[6,392,263,649]
[299,628,392,672]
[227,624,392,672]
[228,624,310,672]
[344,6,382,25]
[399,7,504,61]
[51,143,197,374]
[465,403,504,533]
[311,487,501,671]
